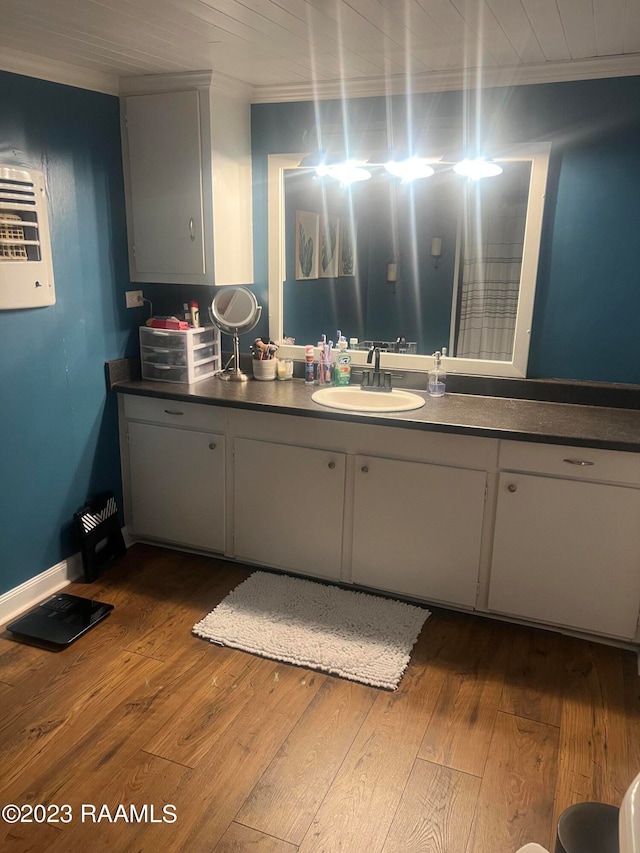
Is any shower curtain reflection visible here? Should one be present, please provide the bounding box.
[455,171,528,360]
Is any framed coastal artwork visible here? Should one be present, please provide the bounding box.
[339,218,357,276]
[320,215,340,278]
[295,210,319,280]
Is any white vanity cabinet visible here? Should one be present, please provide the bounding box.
[118,392,640,645]
[229,412,495,606]
[233,438,346,580]
[120,71,253,286]
[122,396,225,553]
[351,455,487,607]
[488,442,640,639]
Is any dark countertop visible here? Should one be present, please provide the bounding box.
[113,376,640,452]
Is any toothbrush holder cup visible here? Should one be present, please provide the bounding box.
[252,358,278,380]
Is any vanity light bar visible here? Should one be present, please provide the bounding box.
[313,155,504,183]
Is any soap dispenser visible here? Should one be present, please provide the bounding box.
[428,351,446,397]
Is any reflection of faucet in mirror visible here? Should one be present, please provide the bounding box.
[362,346,392,391]
[369,345,380,373]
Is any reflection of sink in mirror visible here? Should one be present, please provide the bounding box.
[312,387,426,413]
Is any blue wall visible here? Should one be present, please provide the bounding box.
[0,70,136,597]
[252,76,640,383]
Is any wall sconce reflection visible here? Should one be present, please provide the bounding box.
[431,237,444,269]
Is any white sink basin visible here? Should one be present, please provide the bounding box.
[311,386,426,413]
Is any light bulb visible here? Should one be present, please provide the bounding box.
[384,157,435,181]
[453,158,503,180]
[324,161,372,184]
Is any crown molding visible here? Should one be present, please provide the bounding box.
[2,45,639,104]
[119,70,213,96]
[119,69,252,100]
[251,53,640,104]
[0,46,119,95]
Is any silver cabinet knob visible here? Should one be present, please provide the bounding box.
[361,465,369,474]
[328,461,335,470]
[507,483,517,493]
[189,218,195,242]
[563,458,595,466]
[208,442,216,450]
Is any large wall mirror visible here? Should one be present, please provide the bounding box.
[268,143,551,377]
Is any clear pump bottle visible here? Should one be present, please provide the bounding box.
[428,351,446,397]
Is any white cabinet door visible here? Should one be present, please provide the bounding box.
[128,421,225,552]
[123,90,208,283]
[488,473,640,638]
[233,438,345,580]
[351,455,487,607]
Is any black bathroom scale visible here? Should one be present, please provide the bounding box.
[6,593,114,649]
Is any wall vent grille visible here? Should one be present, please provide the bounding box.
[0,166,55,308]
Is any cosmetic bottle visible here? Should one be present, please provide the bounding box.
[334,352,352,386]
[428,351,446,397]
[189,301,200,328]
[304,345,315,384]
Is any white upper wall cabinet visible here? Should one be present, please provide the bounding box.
[124,90,206,280]
[120,71,254,287]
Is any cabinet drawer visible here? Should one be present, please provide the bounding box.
[499,440,640,486]
[141,359,215,384]
[123,394,225,432]
[141,342,216,366]
[139,325,215,351]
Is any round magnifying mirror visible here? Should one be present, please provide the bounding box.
[209,287,262,381]
[210,287,261,335]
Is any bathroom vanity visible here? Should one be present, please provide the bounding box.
[116,378,640,646]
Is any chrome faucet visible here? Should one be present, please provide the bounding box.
[362,346,392,391]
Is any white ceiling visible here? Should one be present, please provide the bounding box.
[1,0,640,101]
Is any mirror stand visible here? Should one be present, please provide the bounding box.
[220,331,247,381]
[209,286,262,382]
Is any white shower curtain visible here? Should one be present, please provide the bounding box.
[455,196,527,361]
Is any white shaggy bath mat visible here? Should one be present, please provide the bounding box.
[193,572,430,690]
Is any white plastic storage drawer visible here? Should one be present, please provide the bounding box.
[139,325,220,384]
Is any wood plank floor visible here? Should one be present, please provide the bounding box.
[0,544,638,853]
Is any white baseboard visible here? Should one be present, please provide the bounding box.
[0,530,138,627]
[122,526,137,548]
[0,553,85,627]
